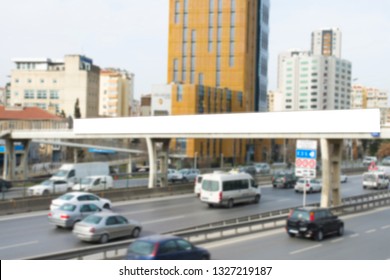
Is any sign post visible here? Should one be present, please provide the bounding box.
[295,140,318,207]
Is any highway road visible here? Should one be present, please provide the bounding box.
[204,207,390,260]
[0,174,385,259]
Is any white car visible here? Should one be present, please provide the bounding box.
[167,169,184,182]
[72,175,114,191]
[50,192,112,211]
[27,179,71,196]
[294,178,322,193]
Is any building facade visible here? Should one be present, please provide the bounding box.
[166,0,270,165]
[99,69,134,117]
[311,27,342,58]
[9,55,100,118]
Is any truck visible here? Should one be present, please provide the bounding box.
[50,162,110,186]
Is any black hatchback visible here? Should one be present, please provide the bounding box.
[286,207,344,241]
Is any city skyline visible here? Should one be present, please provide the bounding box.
[1,0,389,100]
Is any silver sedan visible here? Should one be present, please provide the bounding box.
[72,212,142,244]
[48,202,103,229]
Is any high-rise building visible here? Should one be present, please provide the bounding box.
[166,0,270,164]
[311,27,342,58]
[99,69,134,117]
[9,55,100,118]
[167,0,270,112]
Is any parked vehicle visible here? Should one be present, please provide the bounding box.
[0,178,12,192]
[125,235,210,260]
[167,169,184,183]
[272,171,297,188]
[72,175,113,191]
[381,156,390,165]
[50,162,110,186]
[50,192,112,210]
[72,212,142,243]
[254,162,271,174]
[286,207,344,241]
[294,178,322,193]
[363,156,377,167]
[48,202,103,229]
[179,168,200,182]
[340,174,348,183]
[362,171,389,189]
[194,174,203,197]
[200,172,261,208]
[27,179,71,196]
[231,165,257,177]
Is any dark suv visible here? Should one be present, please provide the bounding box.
[286,207,344,241]
[272,171,296,188]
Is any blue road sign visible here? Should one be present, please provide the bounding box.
[296,149,317,159]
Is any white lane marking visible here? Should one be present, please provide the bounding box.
[331,238,344,243]
[365,229,376,234]
[349,233,359,238]
[381,225,390,230]
[142,215,186,225]
[289,244,322,255]
[0,240,38,250]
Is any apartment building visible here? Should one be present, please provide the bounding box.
[311,27,342,58]
[99,68,134,117]
[166,0,270,164]
[9,55,100,118]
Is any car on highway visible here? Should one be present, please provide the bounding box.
[72,175,114,192]
[363,156,377,167]
[72,212,142,243]
[340,174,348,183]
[231,165,257,177]
[167,169,184,183]
[381,156,390,165]
[27,179,71,196]
[50,192,112,211]
[286,207,344,241]
[179,168,200,182]
[294,178,322,193]
[125,235,210,260]
[48,202,104,229]
[0,178,12,192]
[362,171,389,189]
[271,171,297,188]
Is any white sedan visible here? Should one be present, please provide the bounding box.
[294,178,322,193]
[50,192,112,211]
[27,179,71,196]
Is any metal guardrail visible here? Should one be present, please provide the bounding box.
[26,190,390,260]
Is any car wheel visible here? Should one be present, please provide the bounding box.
[315,230,324,241]
[67,187,72,192]
[103,203,110,209]
[337,225,344,236]
[131,227,141,238]
[288,233,296,238]
[254,195,261,204]
[201,255,210,260]
[208,204,214,208]
[43,190,49,196]
[100,234,109,244]
[227,199,234,209]
[309,188,313,193]
[273,184,276,188]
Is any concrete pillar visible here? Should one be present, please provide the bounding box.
[3,139,15,180]
[146,138,158,189]
[320,138,342,207]
[159,139,171,188]
[19,140,31,180]
[127,155,133,174]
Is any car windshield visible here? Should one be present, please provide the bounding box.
[82,215,103,225]
[127,241,155,256]
[52,170,68,177]
[202,180,219,191]
[59,204,76,212]
[291,210,310,221]
[58,194,75,201]
[80,178,93,184]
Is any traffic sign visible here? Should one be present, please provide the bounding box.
[295,140,317,179]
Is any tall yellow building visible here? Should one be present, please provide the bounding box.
[167,0,270,165]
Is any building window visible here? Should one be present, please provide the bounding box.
[173,59,179,82]
[177,85,183,102]
[37,90,47,99]
[50,90,59,99]
[24,90,34,99]
[174,1,180,23]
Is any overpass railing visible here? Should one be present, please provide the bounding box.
[26,190,390,260]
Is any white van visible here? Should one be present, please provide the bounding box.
[51,162,109,186]
[200,172,261,208]
[72,175,114,191]
[362,171,389,189]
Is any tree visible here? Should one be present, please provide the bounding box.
[376,141,390,159]
[74,98,81,119]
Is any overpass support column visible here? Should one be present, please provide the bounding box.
[320,138,342,207]
[146,138,171,189]
[18,140,31,180]
[3,139,15,180]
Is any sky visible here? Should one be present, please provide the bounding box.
[1,0,390,100]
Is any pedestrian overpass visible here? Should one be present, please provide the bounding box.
[1,108,387,207]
